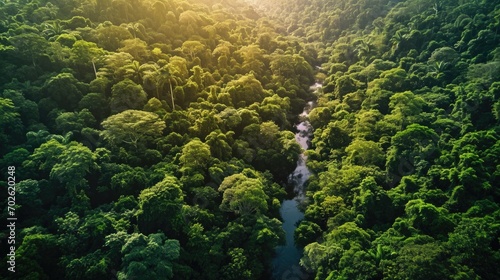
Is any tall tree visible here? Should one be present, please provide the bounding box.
[70,40,105,79]
[137,175,184,234]
[218,174,269,216]
[143,63,181,110]
[9,33,49,67]
[100,110,165,148]
[109,79,148,113]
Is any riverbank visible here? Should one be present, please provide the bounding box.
[272,86,319,279]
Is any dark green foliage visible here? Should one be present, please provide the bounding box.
[248,0,500,279]
[1,0,499,279]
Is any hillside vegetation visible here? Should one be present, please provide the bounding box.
[255,0,500,279]
[0,0,499,279]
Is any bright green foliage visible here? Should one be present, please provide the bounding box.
[380,239,452,280]
[143,62,181,109]
[138,175,184,234]
[50,142,96,194]
[70,40,105,79]
[345,139,384,167]
[386,124,439,176]
[16,231,62,279]
[100,110,165,148]
[116,232,180,280]
[385,91,427,128]
[2,0,500,279]
[224,74,268,107]
[447,209,500,279]
[2,89,39,126]
[301,242,343,273]
[110,79,148,113]
[55,109,96,134]
[205,130,232,160]
[65,249,109,280]
[221,248,253,280]
[179,138,211,172]
[294,221,322,247]
[24,138,64,170]
[404,199,453,236]
[219,173,269,215]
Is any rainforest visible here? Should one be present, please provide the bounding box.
[0,0,499,279]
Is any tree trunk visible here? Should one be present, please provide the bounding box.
[169,82,175,111]
[92,59,98,79]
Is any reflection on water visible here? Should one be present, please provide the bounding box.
[272,99,316,280]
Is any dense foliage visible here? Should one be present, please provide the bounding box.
[254,0,500,279]
[1,0,499,279]
[0,0,316,278]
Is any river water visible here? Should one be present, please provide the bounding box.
[272,84,319,279]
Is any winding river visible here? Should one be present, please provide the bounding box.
[272,83,320,280]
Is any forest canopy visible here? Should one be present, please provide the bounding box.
[1,0,499,279]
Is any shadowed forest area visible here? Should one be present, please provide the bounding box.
[0,0,499,279]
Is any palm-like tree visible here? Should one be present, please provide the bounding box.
[41,21,67,41]
[143,63,181,110]
[355,39,374,65]
[390,30,405,50]
[150,1,167,24]
[122,60,153,84]
[110,0,133,23]
[430,61,449,75]
[125,22,146,40]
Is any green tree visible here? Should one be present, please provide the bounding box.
[381,239,452,280]
[43,72,85,111]
[137,175,184,234]
[447,212,500,279]
[181,40,207,62]
[143,63,181,110]
[70,40,105,79]
[385,91,427,129]
[218,174,269,215]
[334,75,358,100]
[224,74,268,107]
[50,142,96,196]
[222,248,253,280]
[205,130,233,160]
[16,231,62,279]
[112,232,180,280]
[301,242,343,273]
[345,139,384,167]
[0,98,22,151]
[9,33,49,67]
[404,199,453,236]
[1,89,39,127]
[95,23,132,51]
[386,124,439,177]
[352,109,383,140]
[100,110,165,148]
[110,79,148,113]
[22,137,67,181]
[117,38,149,62]
[64,249,109,280]
[122,60,152,84]
[78,92,109,121]
[179,138,212,173]
[295,221,322,247]
[55,109,96,134]
[368,68,408,93]
[98,52,134,81]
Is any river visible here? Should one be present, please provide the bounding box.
[271,84,320,280]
